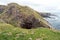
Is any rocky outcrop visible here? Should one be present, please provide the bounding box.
[39,12,56,18]
[0,3,52,29]
[0,5,6,14]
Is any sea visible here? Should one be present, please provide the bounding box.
[45,13,60,30]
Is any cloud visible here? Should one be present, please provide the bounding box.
[0,2,6,5]
[0,0,60,12]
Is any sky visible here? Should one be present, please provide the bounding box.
[0,0,60,13]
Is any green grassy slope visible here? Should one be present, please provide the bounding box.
[0,23,60,40]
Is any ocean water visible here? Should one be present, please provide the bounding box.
[45,13,60,30]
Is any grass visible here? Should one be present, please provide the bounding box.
[0,23,60,40]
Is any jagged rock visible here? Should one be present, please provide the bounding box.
[0,3,52,29]
[0,5,6,13]
[39,12,56,18]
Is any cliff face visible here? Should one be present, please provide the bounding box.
[0,5,6,14]
[39,13,56,18]
[0,3,52,29]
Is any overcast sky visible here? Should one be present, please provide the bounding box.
[0,0,60,13]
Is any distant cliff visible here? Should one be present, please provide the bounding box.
[39,12,56,18]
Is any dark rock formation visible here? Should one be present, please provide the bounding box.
[0,5,6,14]
[39,13,56,18]
[0,3,52,29]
